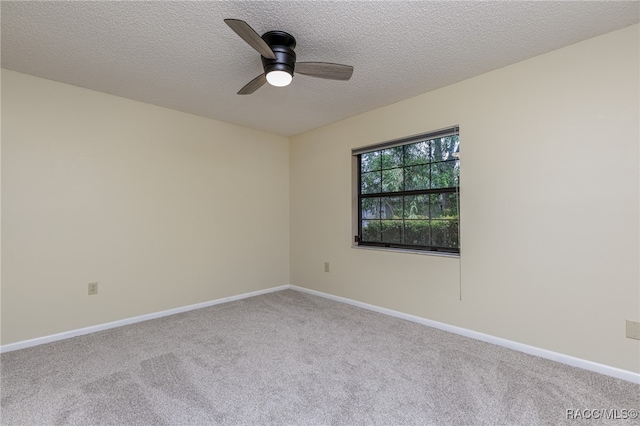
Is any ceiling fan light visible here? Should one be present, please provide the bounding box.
[266,70,292,87]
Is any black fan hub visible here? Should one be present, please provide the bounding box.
[261,31,297,75]
[261,31,296,49]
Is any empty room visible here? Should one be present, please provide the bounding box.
[1,1,639,424]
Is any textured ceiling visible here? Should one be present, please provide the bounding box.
[2,1,638,136]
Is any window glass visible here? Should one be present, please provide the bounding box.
[356,131,460,253]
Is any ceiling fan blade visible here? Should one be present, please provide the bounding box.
[238,74,267,95]
[295,62,354,81]
[224,19,276,60]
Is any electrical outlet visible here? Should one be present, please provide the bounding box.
[324,262,330,273]
[88,282,98,295]
[626,320,640,340]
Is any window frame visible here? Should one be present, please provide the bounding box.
[353,126,460,255]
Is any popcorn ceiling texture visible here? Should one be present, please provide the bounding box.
[1,1,638,136]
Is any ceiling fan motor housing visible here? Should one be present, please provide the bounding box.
[261,31,297,76]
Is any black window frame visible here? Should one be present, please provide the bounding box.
[354,127,460,254]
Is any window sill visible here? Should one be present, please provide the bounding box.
[351,244,460,258]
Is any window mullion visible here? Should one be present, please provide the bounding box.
[378,195,382,242]
[360,187,457,198]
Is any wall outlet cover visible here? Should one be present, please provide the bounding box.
[626,320,640,340]
[88,282,98,296]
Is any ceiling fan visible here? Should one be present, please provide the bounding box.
[224,19,354,95]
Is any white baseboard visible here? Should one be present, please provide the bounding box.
[290,285,640,384]
[0,285,291,354]
[3,283,638,384]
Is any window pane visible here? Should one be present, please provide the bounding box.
[431,160,458,189]
[429,193,458,219]
[432,136,459,161]
[361,171,381,194]
[381,147,403,169]
[361,197,380,219]
[361,151,381,172]
[403,220,430,246]
[403,195,428,219]
[381,168,403,193]
[380,196,402,219]
[404,141,431,166]
[362,220,381,242]
[381,220,402,244]
[404,165,430,191]
[357,130,459,253]
[431,219,459,248]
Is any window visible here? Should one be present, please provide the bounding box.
[353,127,460,254]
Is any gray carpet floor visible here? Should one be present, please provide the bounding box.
[1,289,638,425]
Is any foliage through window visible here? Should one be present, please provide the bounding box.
[355,128,460,253]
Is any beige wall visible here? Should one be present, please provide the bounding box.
[290,25,640,372]
[1,69,290,344]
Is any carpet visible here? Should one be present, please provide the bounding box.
[1,289,638,425]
